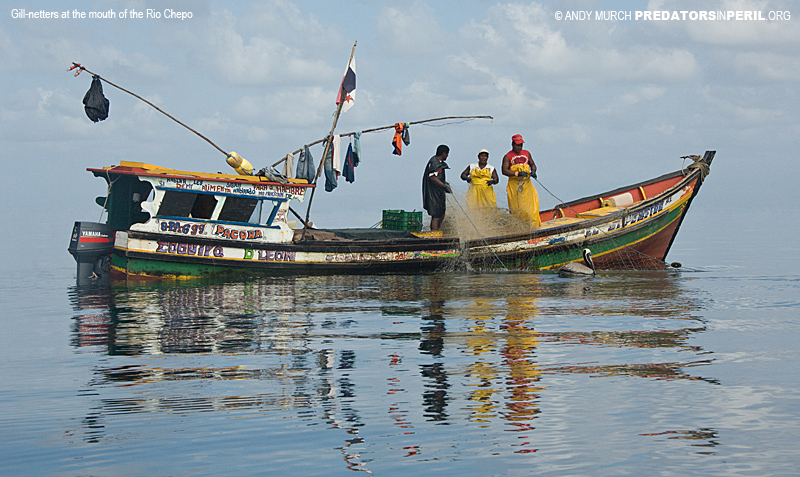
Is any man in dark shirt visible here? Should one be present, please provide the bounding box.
[422,144,452,231]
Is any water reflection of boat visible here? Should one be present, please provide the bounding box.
[68,152,714,280]
[68,272,717,455]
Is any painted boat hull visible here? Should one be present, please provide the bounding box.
[110,231,461,279]
[93,152,713,279]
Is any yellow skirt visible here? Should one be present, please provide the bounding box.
[506,163,540,228]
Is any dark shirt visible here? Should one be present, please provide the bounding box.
[422,155,448,218]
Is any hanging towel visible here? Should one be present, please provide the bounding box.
[402,123,410,146]
[295,145,315,182]
[323,139,338,192]
[332,134,342,177]
[353,131,362,166]
[83,75,109,122]
[392,123,405,155]
[343,142,356,183]
[281,152,294,179]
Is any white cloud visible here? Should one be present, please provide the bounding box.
[733,52,800,81]
[458,3,699,84]
[0,87,111,142]
[680,0,800,47]
[198,6,340,87]
[700,85,787,124]
[536,123,592,144]
[655,123,676,135]
[376,2,448,55]
[601,85,667,114]
[232,86,330,127]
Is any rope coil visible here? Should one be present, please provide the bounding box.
[682,155,710,181]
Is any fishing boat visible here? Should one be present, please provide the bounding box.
[65,52,713,281]
[68,151,714,281]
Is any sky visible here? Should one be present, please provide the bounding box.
[2,0,799,271]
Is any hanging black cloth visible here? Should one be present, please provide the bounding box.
[83,75,109,122]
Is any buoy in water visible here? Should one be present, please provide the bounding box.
[559,249,596,277]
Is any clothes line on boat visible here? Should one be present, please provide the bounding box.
[269,115,493,168]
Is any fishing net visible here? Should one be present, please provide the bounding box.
[434,190,672,273]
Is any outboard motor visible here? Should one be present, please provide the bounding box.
[68,222,114,285]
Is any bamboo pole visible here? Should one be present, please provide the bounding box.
[300,41,357,239]
[69,62,228,156]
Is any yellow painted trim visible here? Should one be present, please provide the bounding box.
[639,186,647,200]
[114,161,309,184]
[411,231,443,238]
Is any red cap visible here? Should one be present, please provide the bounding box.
[512,134,524,144]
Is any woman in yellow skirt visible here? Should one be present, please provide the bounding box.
[501,134,541,228]
[461,149,500,210]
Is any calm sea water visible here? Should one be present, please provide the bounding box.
[1,212,799,476]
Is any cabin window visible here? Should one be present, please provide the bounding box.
[218,196,259,223]
[265,199,286,225]
[249,201,263,223]
[191,194,217,219]
[157,191,197,217]
[154,189,282,226]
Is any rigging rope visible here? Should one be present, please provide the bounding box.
[682,155,709,181]
[69,62,228,156]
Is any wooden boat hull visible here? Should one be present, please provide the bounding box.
[86,152,713,280]
[109,231,461,279]
[463,152,712,271]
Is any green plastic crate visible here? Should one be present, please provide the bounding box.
[382,210,422,231]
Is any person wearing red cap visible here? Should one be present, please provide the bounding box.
[501,134,541,228]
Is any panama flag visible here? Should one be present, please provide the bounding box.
[336,56,356,113]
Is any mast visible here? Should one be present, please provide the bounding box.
[301,40,357,239]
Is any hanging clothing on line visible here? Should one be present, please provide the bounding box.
[392,123,406,155]
[83,75,109,122]
[353,131,362,166]
[332,134,342,177]
[343,142,356,183]
[323,138,338,192]
[295,145,315,182]
[281,152,294,179]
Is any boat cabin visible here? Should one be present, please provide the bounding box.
[89,161,312,244]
